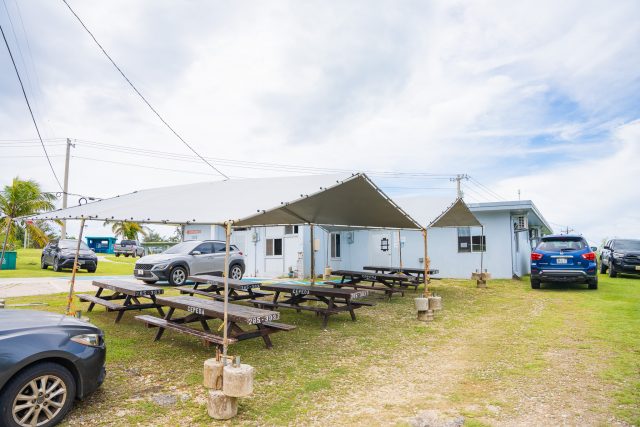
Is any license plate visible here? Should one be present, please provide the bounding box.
[557,258,567,264]
[636,266,640,271]
[78,260,85,265]
[137,269,144,275]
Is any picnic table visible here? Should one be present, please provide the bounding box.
[177,275,272,301]
[252,283,374,329]
[135,295,295,349]
[78,279,165,323]
[363,266,440,285]
[330,270,412,299]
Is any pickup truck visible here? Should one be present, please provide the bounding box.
[114,240,145,257]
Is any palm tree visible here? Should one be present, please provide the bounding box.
[0,177,56,269]
[104,220,149,240]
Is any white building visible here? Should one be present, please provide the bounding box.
[184,198,551,280]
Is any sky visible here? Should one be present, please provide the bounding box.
[0,0,639,244]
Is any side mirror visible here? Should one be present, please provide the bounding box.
[590,246,598,252]
[603,245,610,250]
[190,250,202,256]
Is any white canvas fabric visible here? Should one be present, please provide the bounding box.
[22,173,421,230]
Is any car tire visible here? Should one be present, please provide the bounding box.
[168,266,188,286]
[124,254,130,258]
[142,280,158,285]
[530,278,541,289]
[599,262,607,274]
[52,257,62,272]
[0,362,76,427]
[40,257,48,270]
[588,277,598,290]
[229,264,243,280]
[115,253,120,257]
[608,263,618,278]
[87,267,96,273]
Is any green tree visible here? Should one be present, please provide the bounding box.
[0,177,57,267]
[104,220,149,240]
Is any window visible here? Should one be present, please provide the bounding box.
[284,225,299,235]
[457,227,486,252]
[330,233,341,258]
[213,242,226,253]
[194,242,214,254]
[266,238,283,256]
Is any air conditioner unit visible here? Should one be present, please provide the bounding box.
[346,232,354,244]
[514,215,528,230]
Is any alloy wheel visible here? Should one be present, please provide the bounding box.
[12,374,67,427]
[230,266,242,280]
[172,268,186,285]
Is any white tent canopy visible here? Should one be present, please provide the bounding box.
[22,173,421,230]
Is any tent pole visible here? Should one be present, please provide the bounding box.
[310,223,315,285]
[223,220,233,360]
[66,218,86,316]
[480,225,485,274]
[422,227,430,298]
[0,218,12,271]
[398,230,403,269]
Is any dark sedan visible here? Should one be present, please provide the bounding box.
[0,310,106,427]
[41,239,98,273]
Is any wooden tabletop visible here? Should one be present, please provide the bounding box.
[260,283,369,299]
[189,275,261,290]
[155,295,279,325]
[92,279,164,296]
[363,266,439,275]
[331,270,411,281]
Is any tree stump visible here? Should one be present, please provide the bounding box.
[417,309,434,322]
[206,390,238,420]
[223,364,255,397]
[428,296,442,311]
[203,358,224,390]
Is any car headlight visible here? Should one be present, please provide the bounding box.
[613,252,625,259]
[71,333,103,347]
[152,263,168,270]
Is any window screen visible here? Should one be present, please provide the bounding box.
[331,233,341,258]
[266,238,283,256]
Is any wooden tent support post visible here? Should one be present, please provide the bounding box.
[223,221,233,361]
[65,218,86,316]
[309,223,315,285]
[398,230,403,269]
[422,228,430,298]
[0,218,12,271]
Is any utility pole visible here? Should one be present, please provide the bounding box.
[450,174,469,198]
[60,138,75,238]
[518,189,521,200]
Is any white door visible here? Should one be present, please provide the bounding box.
[370,233,392,267]
[283,236,299,276]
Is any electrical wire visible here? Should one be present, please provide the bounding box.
[0,22,63,190]
[468,177,506,201]
[61,0,229,179]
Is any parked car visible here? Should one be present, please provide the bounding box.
[134,240,246,286]
[600,238,640,277]
[530,234,598,289]
[113,239,145,257]
[0,310,106,427]
[41,239,98,273]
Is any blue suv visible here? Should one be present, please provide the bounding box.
[530,235,597,289]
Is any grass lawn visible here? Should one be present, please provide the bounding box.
[0,248,136,278]
[4,274,640,426]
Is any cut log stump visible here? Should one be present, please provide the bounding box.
[206,390,238,420]
[203,358,224,390]
[223,364,255,397]
[417,309,434,322]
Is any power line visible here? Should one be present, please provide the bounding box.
[468,177,506,201]
[0,22,63,190]
[60,0,229,180]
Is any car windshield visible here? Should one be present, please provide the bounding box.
[121,240,136,245]
[538,238,587,252]
[163,241,200,254]
[58,240,91,250]
[615,240,640,251]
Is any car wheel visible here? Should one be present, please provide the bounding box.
[588,277,598,290]
[115,253,120,257]
[599,262,607,274]
[608,263,618,278]
[87,267,96,273]
[143,280,158,285]
[168,266,188,286]
[530,278,541,289]
[52,257,62,272]
[0,362,76,427]
[124,254,130,258]
[229,264,243,280]
[40,257,48,270]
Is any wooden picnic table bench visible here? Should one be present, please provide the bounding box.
[251,283,374,329]
[362,266,440,289]
[78,279,165,323]
[330,270,411,299]
[177,275,272,301]
[135,295,294,349]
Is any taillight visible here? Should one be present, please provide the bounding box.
[239,251,244,256]
[581,252,596,261]
[531,253,543,261]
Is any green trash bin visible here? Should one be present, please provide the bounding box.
[0,251,17,270]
